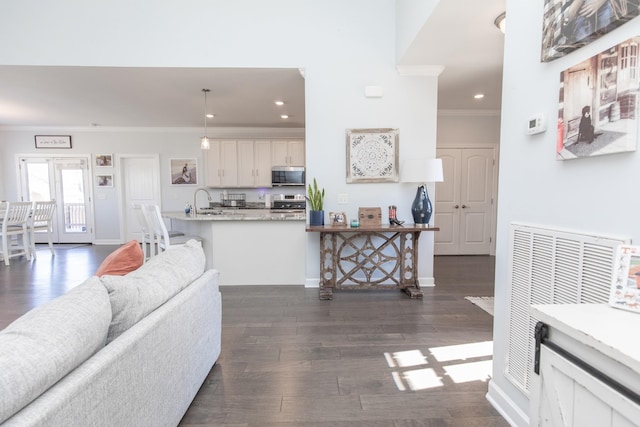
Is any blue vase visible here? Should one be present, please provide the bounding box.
[411,185,432,226]
[310,210,324,226]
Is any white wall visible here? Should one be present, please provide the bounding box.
[488,1,640,425]
[0,0,440,282]
[437,111,501,147]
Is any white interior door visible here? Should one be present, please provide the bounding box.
[120,156,161,242]
[19,156,94,243]
[433,150,460,253]
[435,148,494,255]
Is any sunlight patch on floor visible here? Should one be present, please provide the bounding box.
[384,349,428,368]
[386,341,494,391]
[444,359,493,383]
[402,368,444,390]
[429,341,493,362]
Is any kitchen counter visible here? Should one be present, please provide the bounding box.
[163,209,305,222]
[162,210,306,286]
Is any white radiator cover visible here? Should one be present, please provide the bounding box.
[504,223,630,394]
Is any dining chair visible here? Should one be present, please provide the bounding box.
[29,200,57,259]
[144,204,201,255]
[0,201,33,266]
[132,204,156,262]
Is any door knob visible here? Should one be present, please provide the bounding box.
[454,205,459,209]
[462,204,467,208]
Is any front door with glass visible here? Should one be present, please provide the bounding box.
[19,156,93,244]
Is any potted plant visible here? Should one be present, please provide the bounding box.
[307,178,325,226]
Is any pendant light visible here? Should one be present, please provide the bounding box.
[200,88,211,150]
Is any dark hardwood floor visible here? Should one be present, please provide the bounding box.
[0,245,507,426]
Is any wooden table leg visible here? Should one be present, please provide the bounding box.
[319,232,335,300]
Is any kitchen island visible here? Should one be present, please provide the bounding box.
[163,210,306,286]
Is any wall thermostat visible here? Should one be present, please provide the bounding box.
[527,114,547,135]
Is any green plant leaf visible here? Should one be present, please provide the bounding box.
[306,177,324,211]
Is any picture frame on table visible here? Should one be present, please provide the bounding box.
[330,211,347,227]
[34,135,72,149]
[95,154,113,167]
[96,174,113,188]
[609,244,640,313]
[346,128,399,183]
[170,158,198,185]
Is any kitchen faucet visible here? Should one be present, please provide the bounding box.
[193,188,213,215]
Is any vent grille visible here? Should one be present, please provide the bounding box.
[505,223,629,394]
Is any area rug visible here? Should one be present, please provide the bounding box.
[464,296,494,316]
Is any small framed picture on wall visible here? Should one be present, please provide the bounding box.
[95,154,113,167]
[170,158,198,185]
[96,174,113,187]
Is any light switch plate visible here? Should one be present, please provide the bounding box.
[338,193,348,204]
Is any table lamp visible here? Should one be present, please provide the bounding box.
[401,158,444,227]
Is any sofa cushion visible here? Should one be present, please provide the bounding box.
[0,277,112,424]
[95,240,144,277]
[100,239,205,343]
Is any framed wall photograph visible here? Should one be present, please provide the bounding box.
[346,128,399,183]
[170,158,198,185]
[34,135,72,149]
[96,174,113,187]
[95,154,113,167]
[540,0,640,62]
[556,36,639,160]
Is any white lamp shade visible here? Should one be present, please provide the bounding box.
[401,158,443,183]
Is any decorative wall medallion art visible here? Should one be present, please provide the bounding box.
[346,128,399,183]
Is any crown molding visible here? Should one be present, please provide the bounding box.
[0,125,306,137]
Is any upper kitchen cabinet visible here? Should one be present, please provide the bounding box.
[205,139,239,187]
[271,140,305,167]
[237,140,272,187]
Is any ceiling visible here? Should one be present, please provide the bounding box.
[0,0,505,129]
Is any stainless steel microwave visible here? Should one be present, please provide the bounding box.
[271,166,305,187]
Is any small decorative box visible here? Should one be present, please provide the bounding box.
[358,207,381,227]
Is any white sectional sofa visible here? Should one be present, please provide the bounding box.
[0,240,221,427]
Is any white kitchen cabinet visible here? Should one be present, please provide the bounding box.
[204,139,238,187]
[207,139,302,188]
[271,140,305,167]
[529,304,640,427]
[254,140,272,187]
[237,140,272,187]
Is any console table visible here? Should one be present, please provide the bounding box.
[306,224,438,300]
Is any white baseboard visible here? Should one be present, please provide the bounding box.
[419,276,435,287]
[486,380,529,427]
[92,239,122,245]
[305,278,320,288]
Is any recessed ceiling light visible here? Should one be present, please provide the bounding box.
[206,114,214,118]
[474,93,485,99]
[274,100,285,106]
[281,114,289,119]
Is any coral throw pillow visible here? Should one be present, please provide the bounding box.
[95,240,144,277]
